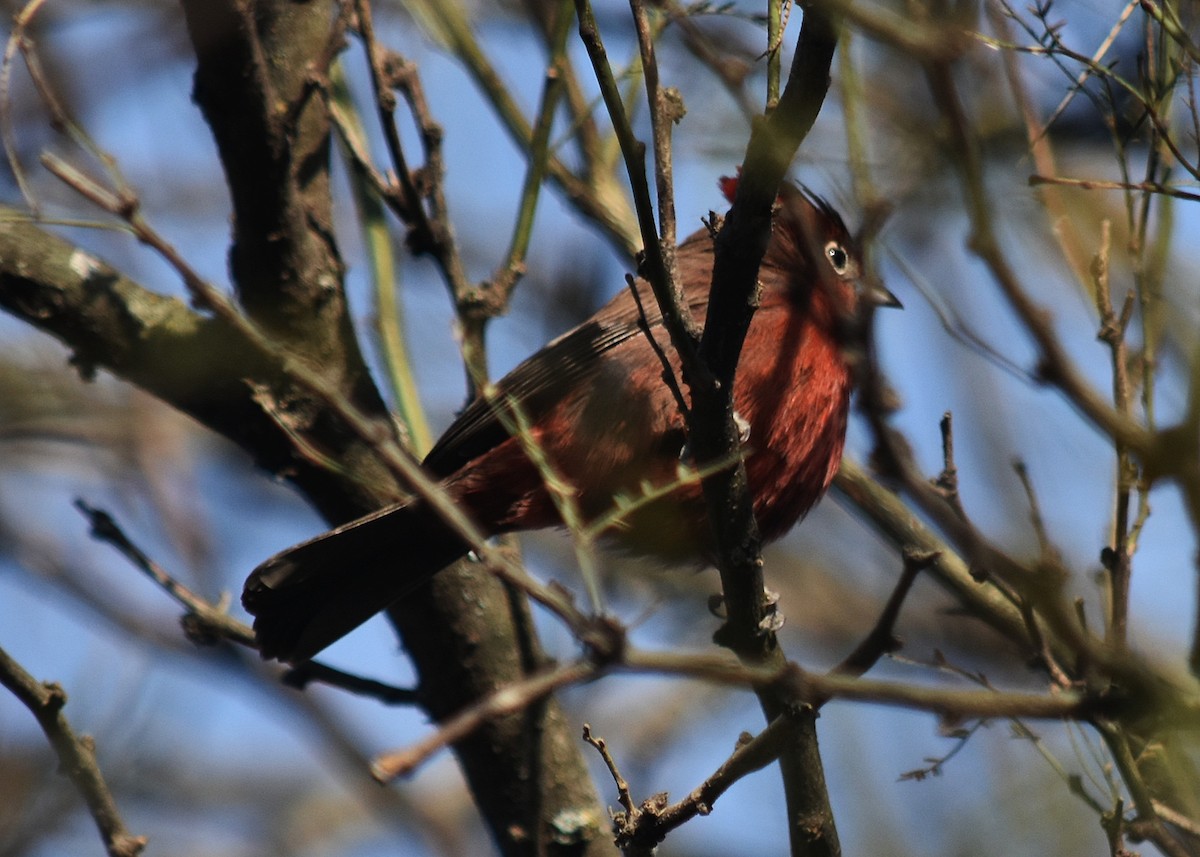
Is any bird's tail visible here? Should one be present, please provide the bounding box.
[243,501,473,662]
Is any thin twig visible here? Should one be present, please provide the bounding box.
[923,64,1153,460]
[372,659,599,781]
[73,499,256,647]
[281,662,419,705]
[1091,219,1136,650]
[352,2,472,300]
[822,548,937,692]
[660,0,757,119]
[1012,459,1052,557]
[574,0,706,375]
[582,724,636,817]
[1029,175,1200,204]
[764,0,790,107]
[0,0,50,210]
[600,713,800,850]
[630,0,682,265]
[0,646,148,857]
[617,648,1126,722]
[328,62,432,454]
[626,272,690,421]
[986,0,1093,289]
[1095,720,1194,857]
[1031,0,1139,142]
[485,0,573,309]
[932,411,965,516]
[73,499,419,705]
[402,0,641,254]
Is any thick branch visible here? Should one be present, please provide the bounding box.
[174,4,613,854]
[0,216,400,522]
[690,7,842,857]
[697,6,838,650]
[180,0,340,323]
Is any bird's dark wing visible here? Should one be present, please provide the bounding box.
[423,273,708,478]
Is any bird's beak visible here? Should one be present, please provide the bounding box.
[864,280,903,310]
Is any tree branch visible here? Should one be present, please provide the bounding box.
[692,7,842,856]
[0,646,148,857]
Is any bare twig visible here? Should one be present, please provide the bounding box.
[372,659,599,781]
[931,411,965,515]
[1091,219,1138,650]
[582,724,636,817]
[1012,460,1052,557]
[574,0,706,377]
[0,646,148,857]
[352,1,472,301]
[626,272,691,422]
[616,648,1128,722]
[328,63,432,454]
[897,719,987,781]
[595,715,800,851]
[281,662,419,705]
[74,498,419,704]
[630,0,683,263]
[1,0,57,211]
[406,0,641,254]
[823,548,936,690]
[485,0,573,309]
[765,0,791,106]
[923,64,1153,460]
[1030,0,1139,142]
[1095,720,1195,857]
[660,0,757,118]
[73,499,256,646]
[1029,175,1200,204]
[1137,0,1200,64]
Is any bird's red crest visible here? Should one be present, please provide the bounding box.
[718,173,740,203]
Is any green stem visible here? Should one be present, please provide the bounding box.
[330,63,433,455]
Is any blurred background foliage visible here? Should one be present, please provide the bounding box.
[1,0,1198,855]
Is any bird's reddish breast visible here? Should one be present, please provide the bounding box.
[735,295,851,543]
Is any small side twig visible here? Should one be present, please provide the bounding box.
[630,0,683,275]
[897,719,987,781]
[626,272,690,422]
[372,658,598,781]
[1095,720,1195,857]
[1092,218,1137,650]
[582,724,636,817]
[73,499,416,705]
[823,548,937,692]
[932,411,965,516]
[594,708,803,850]
[923,59,1152,460]
[1028,175,1200,204]
[573,0,706,383]
[1012,459,1052,558]
[73,498,255,647]
[0,646,148,857]
[281,662,419,705]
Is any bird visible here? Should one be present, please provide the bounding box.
[243,179,899,662]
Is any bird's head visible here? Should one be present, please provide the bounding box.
[719,176,900,326]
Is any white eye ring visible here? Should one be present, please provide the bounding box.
[825,241,851,275]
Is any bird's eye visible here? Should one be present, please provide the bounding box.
[825,241,850,275]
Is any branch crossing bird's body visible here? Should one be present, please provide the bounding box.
[244,182,896,662]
